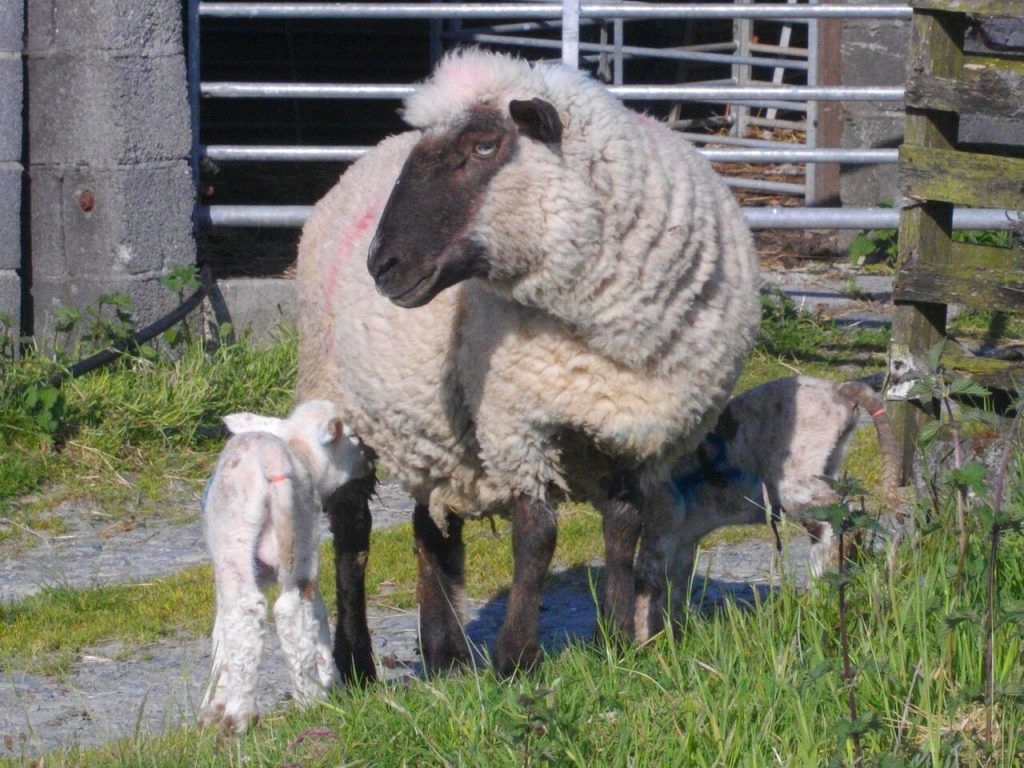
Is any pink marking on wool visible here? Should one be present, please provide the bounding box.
[321,201,382,314]
[637,113,672,138]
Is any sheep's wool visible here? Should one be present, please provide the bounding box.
[297,50,760,522]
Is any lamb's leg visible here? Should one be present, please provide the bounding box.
[493,496,557,677]
[413,505,471,674]
[200,546,267,733]
[198,612,228,725]
[598,496,641,641]
[325,472,377,685]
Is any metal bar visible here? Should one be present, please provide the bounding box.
[750,42,808,56]
[746,116,808,130]
[202,83,416,98]
[723,178,806,195]
[805,2,819,205]
[728,101,809,113]
[199,4,914,21]
[204,145,368,161]
[613,18,623,85]
[562,0,580,67]
[187,0,201,186]
[678,132,811,147]
[610,85,903,101]
[198,205,1024,231]
[447,30,811,70]
[201,144,899,164]
[202,82,904,101]
[701,148,897,163]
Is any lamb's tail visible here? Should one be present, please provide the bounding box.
[837,380,903,523]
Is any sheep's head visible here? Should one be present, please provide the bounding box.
[367,98,562,308]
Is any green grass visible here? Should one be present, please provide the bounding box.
[0,328,298,528]
[10,505,1024,767]
[20,289,1024,765]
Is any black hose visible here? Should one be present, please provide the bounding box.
[47,268,213,387]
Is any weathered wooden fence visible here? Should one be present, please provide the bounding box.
[890,0,1024,478]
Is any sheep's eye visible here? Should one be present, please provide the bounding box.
[474,141,497,157]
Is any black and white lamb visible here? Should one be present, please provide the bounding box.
[296,49,760,678]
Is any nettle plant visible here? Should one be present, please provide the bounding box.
[908,342,1024,750]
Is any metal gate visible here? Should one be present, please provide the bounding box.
[189,1,1018,250]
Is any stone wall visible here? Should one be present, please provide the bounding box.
[24,0,195,338]
[839,2,910,210]
[0,0,22,340]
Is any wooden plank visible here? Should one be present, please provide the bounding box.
[912,0,1024,14]
[809,14,842,206]
[906,56,1024,119]
[940,349,1024,394]
[893,244,1024,313]
[900,145,1024,210]
[891,8,965,482]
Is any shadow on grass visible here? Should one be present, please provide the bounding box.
[462,563,778,666]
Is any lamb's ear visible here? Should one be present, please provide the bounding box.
[509,98,562,146]
[318,417,344,446]
[223,412,281,436]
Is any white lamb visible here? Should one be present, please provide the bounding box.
[198,400,369,733]
[297,49,760,676]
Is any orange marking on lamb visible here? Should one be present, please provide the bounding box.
[268,474,289,484]
[322,201,382,313]
[870,407,887,418]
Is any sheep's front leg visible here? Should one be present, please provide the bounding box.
[598,495,642,642]
[325,474,377,684]
[414,505,471,674]
[493,496,557,678]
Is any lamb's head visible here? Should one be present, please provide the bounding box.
[223,401,371,496]
[367,51,564,308]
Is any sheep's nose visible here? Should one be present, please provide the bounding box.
[367,236,391,277]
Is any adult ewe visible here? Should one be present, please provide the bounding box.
[297,49,760,678]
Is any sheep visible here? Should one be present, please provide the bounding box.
[198,400,369,733]
[634,376,903,641]
[296,49,760,677]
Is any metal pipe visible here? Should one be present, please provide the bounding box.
[202,83,416,98]
[187,0,201,185]
[562,0,580,67]
[198,205,1024,231]
[723,177,806,195]
[202,81,904,102]
[198,4,913,21]
[446,31,811,70]
[610,85,903,102]
[203,145,368,161]
[702,148,896,163]
[201,145,899,164]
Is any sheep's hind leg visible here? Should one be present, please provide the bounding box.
[493,496,557,678]
[598,496,641,642]
[413,505,471,674]
[325,472,377,685]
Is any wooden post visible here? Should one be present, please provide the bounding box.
[890,8,965,483]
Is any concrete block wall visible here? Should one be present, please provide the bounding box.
[839,2,910,210]
[840,11,1024,211]
[0,0,22,341]
[25,0,195,339]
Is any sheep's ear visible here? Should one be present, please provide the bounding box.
[509,98,562,145]
[318,417,344,446]
[223,412,281,436]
